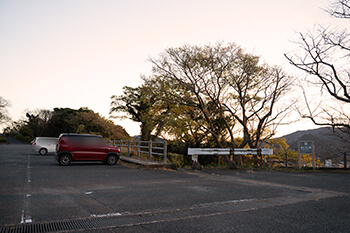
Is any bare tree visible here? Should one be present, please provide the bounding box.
[326,0,350,18]
[225,64,293,149]
[285,0,350,134]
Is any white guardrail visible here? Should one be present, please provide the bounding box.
[188,148,273,162]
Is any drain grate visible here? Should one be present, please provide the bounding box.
[0,215,125,233]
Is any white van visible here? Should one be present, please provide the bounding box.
[32,137,58,155]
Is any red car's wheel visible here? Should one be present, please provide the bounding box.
[59,154,71,166]
[107,154,118,165]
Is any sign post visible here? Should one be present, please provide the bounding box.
[298,141,315,169]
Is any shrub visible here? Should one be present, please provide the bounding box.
[167,153,186,168]
[0,136,8,144]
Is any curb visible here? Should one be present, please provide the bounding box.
[120,155,177,170]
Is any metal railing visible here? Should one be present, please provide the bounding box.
[106,139,167,163]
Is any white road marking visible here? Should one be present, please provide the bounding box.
[91,213,122,218]
[21,154,32,224]
[20,215,32,223]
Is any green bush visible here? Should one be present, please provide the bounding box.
[0,136,8,144]
[167,153,186,168]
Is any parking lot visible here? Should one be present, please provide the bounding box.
[1,144,350,232]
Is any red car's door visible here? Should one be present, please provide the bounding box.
[80,137,107,160]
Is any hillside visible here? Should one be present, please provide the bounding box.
[280,127,350,162]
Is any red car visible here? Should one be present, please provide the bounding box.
[56,133,121,166]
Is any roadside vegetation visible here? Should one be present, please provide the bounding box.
[0,136,7,144]
[3,107,130,143]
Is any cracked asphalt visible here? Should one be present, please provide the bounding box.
[0,144,349,232]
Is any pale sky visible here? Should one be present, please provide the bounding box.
[0,0,346,137]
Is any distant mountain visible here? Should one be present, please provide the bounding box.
[280,127,350,162]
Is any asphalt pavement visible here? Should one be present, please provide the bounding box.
[0,144,349,233]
